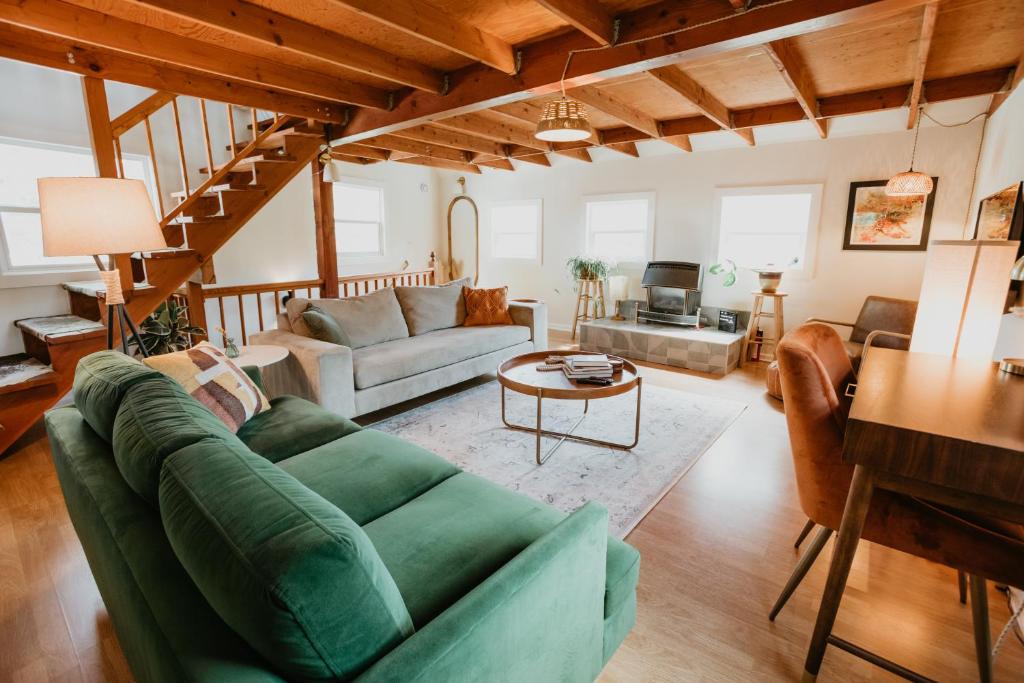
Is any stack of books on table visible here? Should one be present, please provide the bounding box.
[561,354,617,380]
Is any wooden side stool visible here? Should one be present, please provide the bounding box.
[744,291,787,362]
[571,279,606,339]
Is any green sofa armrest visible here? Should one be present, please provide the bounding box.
[357,501,609,683]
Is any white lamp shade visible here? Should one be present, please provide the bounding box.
[322,159,342,183]
[910,240,1019,360]
[38,177,166,257]
[608,275,630,302]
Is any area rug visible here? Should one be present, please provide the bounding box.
[370,381,746,537]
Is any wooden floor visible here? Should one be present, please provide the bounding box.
[1,338,1022,682]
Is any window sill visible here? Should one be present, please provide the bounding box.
[0,267,98,290]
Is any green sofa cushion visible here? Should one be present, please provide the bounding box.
[605,538,641,619]
[277,429,459,525]
[112,374,238,506]
[160,438,414,682]
[364,471,566,627]
[237,395,362,463]
[74,350,161,443]
[302,304,351,346]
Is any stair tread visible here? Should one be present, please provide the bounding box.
[139,249,198,259]
[171,215,232,224]
[199,153,295,175]
[0,354,58,395]
[15,315,105,341]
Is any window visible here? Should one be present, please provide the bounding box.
[333,181,385,259]
[0,137,154,273]
[714,185,822,273]
[584,193,654,265]
[490,199,542,261]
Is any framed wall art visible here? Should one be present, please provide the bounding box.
[843,179,938,251]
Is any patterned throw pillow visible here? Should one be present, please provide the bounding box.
[462,286,514,326]
[143,342,270,432]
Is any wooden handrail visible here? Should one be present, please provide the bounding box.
[162,112,289,227]
[201,278,324,298]
[110,91,176,137]
[337,268,434,283]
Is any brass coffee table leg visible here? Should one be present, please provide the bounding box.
[500,378,643,465]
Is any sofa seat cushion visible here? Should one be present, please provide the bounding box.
[277,429,459,525]
[160,437,414,682]
[352,324,531,390]
[237,395,361,463]
[363,472,563,627]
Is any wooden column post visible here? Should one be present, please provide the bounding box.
[312,161,339,297]
[81,76,134,299]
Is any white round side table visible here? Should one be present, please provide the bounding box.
[231,344,288,368]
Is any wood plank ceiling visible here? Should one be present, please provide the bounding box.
[0,0,1021,173]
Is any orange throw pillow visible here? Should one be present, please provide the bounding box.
[463,286,514,326]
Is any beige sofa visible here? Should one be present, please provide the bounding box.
[250,283,547,418]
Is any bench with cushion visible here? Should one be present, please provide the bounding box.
[47,351,638,682]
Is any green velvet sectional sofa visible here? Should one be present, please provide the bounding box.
[46,351,640,682]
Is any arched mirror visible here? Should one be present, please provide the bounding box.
[446,176,479,285]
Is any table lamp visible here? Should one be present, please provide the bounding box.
[909,239,1019,362]
[38,177,168,355]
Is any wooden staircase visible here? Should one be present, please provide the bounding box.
[0,98,325,456]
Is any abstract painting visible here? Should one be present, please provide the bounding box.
[974,181,1023,241]
[843,179,938,251]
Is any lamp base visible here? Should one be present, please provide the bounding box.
[106,302,150,357]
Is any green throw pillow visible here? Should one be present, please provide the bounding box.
[302,304,351,347]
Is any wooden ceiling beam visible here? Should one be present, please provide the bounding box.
[567,84,660,138]
[553,147,593,162]
[391,125,508,157]
[646,65,753,145]
[433,113,551,151]
[477,158,516,171]
[534,0,617,46]
[0,0,389,109]
[906,1,939,129]
[333,144,390,161]
[605,141,640,157]
[339,0,930,141]
[989,58,1022,115]
[357,135,472,163]
[489,100,548,125]
[0,23,348,122]
[333,154,381,165]
[135,0,444,93]
[763,39,827,138]
[327,0,515,74]
[395,156,483,174]
[516,153,552,166]
[661,134,693,152]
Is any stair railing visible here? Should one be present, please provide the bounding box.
[108,93,287,228]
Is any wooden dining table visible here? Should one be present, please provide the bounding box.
[802,348,1024,683]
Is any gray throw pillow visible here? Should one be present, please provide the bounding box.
[301,305,350,347]
[394,277,471,336]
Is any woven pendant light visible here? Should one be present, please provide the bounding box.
[535,97,593,142]
[886,106,933,196]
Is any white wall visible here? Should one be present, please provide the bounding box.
[972,86,1024,359]
[445,114,986,330]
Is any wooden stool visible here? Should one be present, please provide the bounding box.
[744,291,787,362]
[571,279,606,339]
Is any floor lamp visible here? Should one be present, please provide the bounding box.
[38,177,168,356]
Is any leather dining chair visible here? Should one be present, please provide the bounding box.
[769,322,1024,680]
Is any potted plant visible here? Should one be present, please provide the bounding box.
[138,300,206,356]
[566,256,611,282]
[709,257,799,293]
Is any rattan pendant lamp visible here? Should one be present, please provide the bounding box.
[886,106,934,196]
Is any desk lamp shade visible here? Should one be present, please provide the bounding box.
[38,177,166,257]
[910,240,1019,360]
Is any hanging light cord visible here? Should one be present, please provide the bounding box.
[915,106,990,237]
[555,0,796,96]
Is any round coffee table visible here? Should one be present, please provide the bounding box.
[497,350,642,465]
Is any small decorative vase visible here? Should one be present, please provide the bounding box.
[225,340,240,358]
[757,271,783,293]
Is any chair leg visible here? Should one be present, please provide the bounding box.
[795,519,816,549]
[969,574,993,683]
[770,527,833,621]
[958,570,968,605]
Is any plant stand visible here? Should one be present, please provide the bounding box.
[744,291,787,362]
[571,278,605,340]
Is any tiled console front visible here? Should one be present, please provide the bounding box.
[579,318,745,375]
